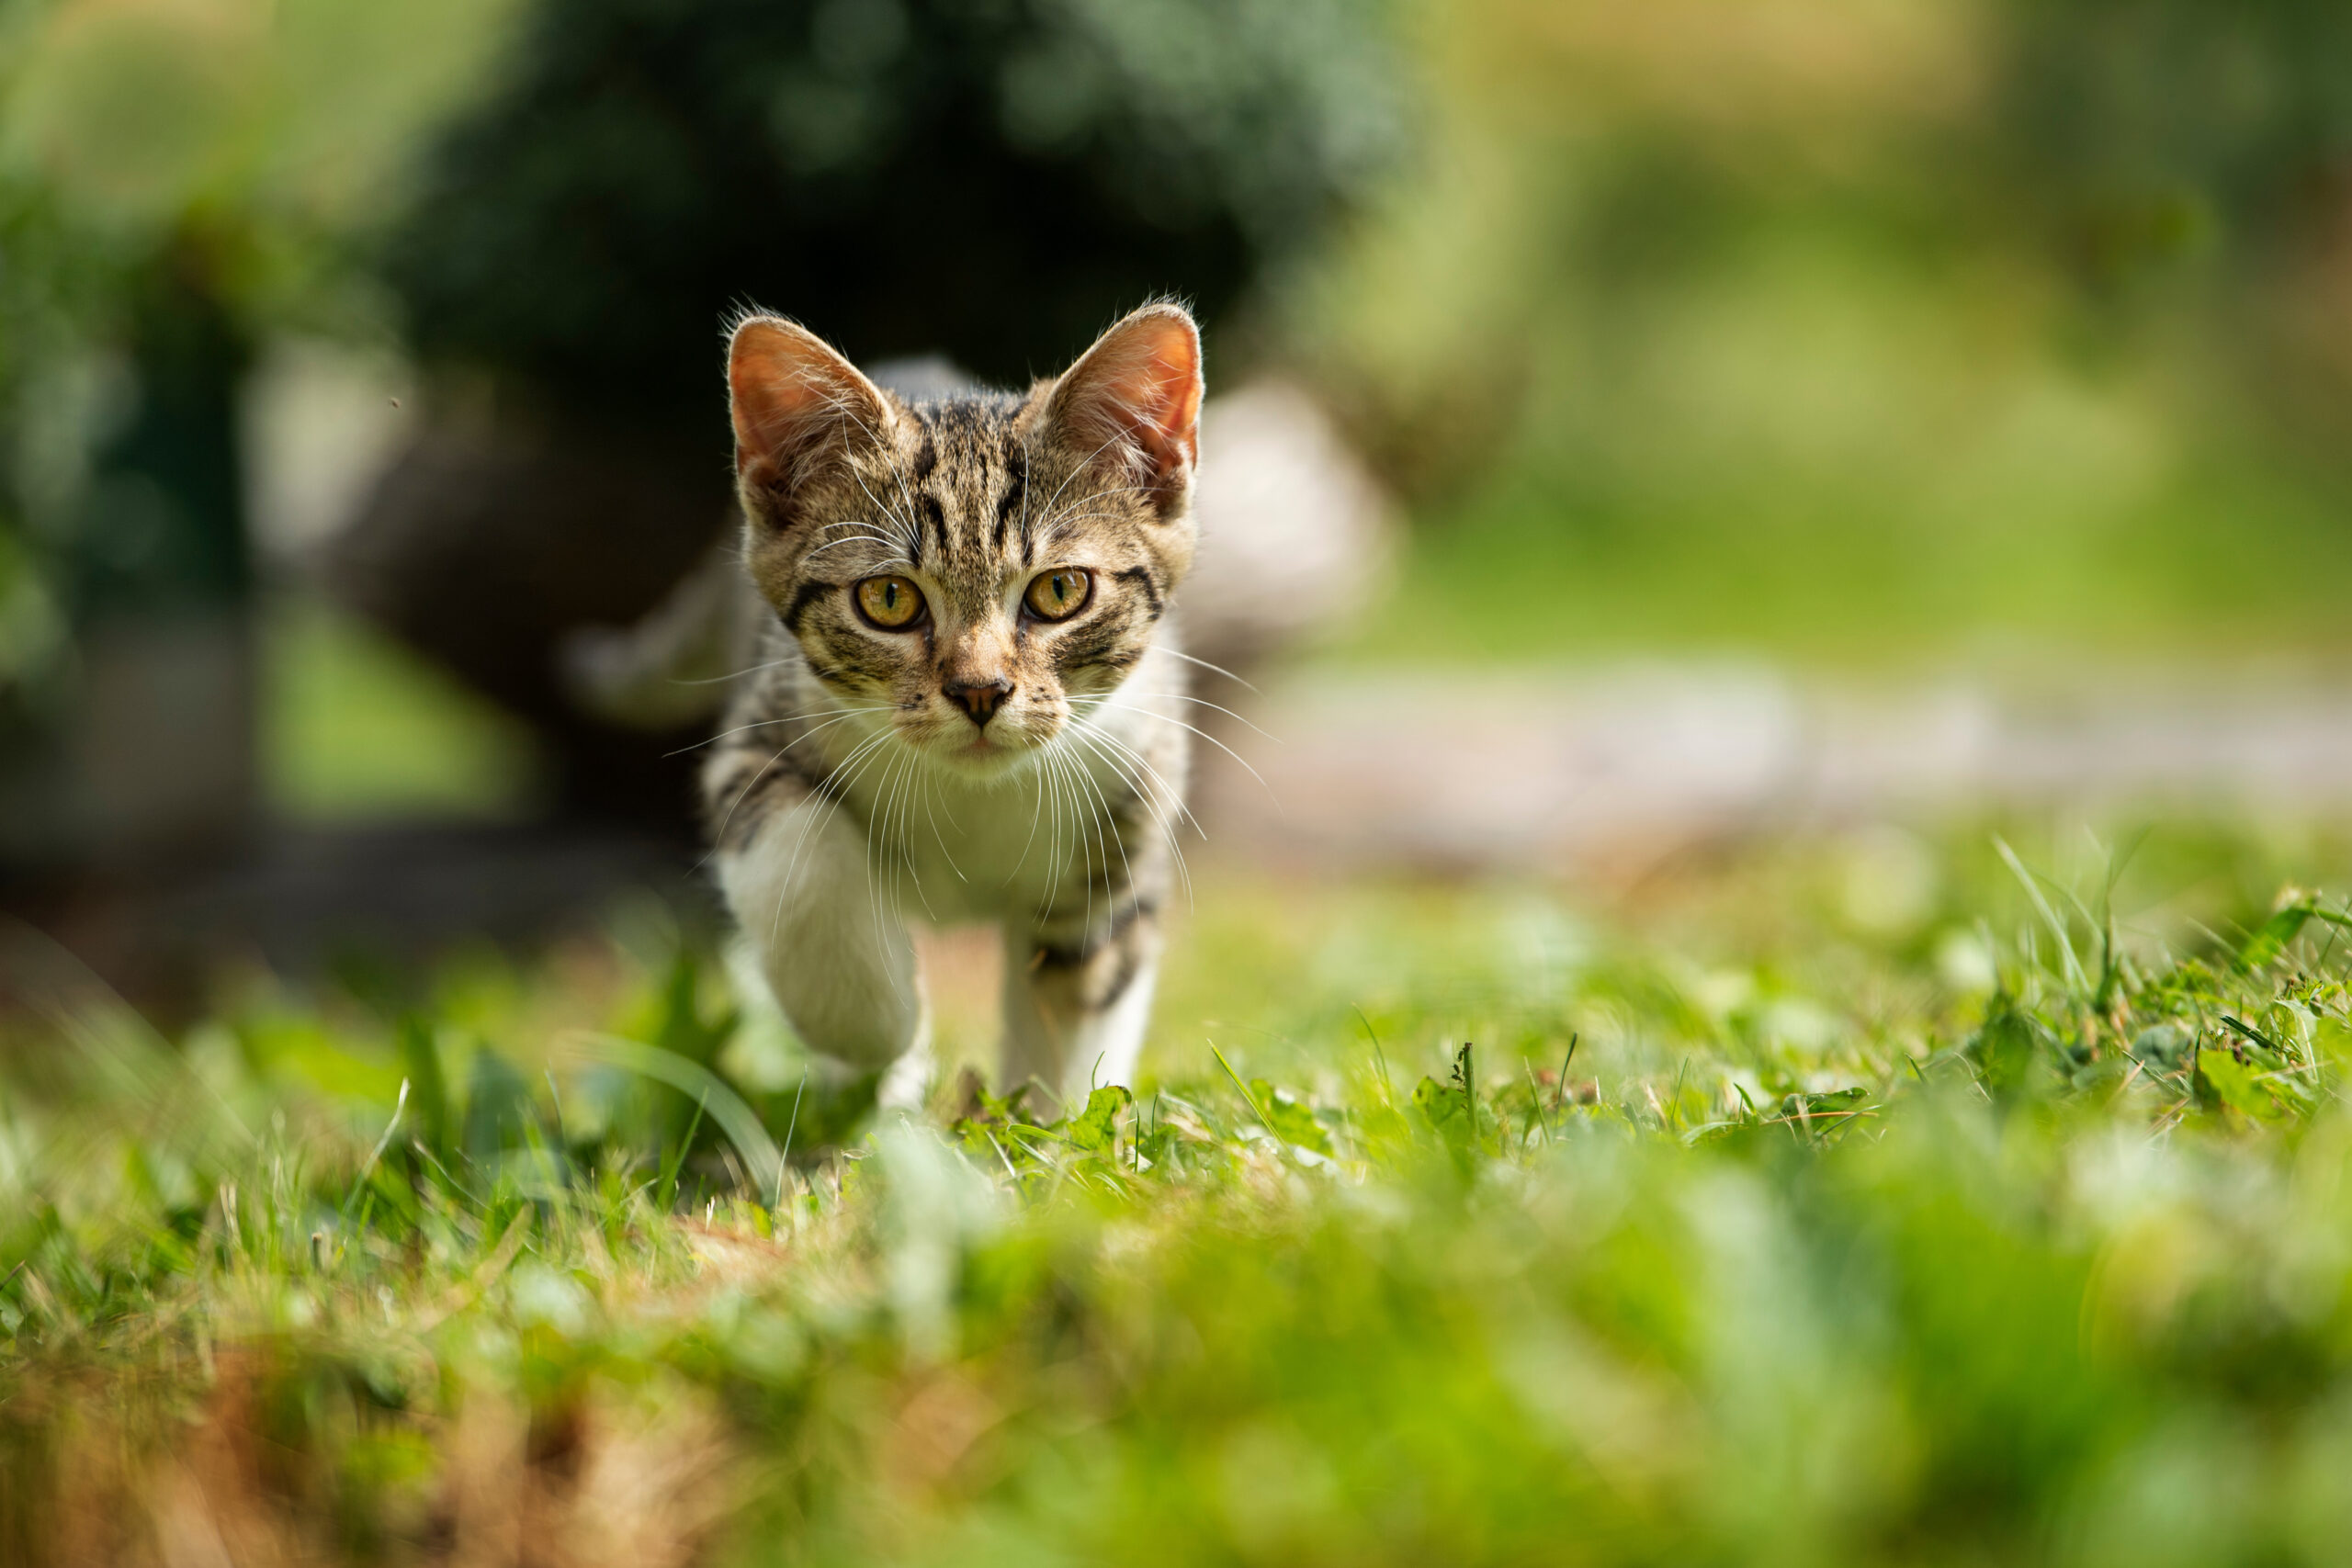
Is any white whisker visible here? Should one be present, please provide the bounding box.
[1090,694,1272,800]
[1066,728,1193,911]
[1082,687,1278,744]
[1158,647,1257,692]
[670,704,892,758]
[672,655,799,688]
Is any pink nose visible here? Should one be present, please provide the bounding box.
[944,677,1012,727]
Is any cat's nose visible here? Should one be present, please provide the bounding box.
[944,676,1013,728]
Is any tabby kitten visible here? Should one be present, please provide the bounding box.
[703,303,1204,1105]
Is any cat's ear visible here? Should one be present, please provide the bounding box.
[1030,302,1203,515]
[727,314,892,520]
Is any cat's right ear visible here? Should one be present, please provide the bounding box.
[727,315,892,522]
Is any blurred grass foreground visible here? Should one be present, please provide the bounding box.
[10,832,2352,1562]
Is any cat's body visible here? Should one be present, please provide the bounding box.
[702,305,1204,1104]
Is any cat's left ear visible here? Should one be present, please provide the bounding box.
[1029,302,1204,517]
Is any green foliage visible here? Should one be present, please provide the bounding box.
[1062,1083,1133,1155]
[1993,0,2352,293]
[12,835,2352,1560]
[0,0,521,755]
[383,0,1405,418]
[1302,1,2352,664]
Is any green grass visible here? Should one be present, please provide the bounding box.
[263,599,542,823]
[1358,446,2352,668]
[9,824,2352,1563]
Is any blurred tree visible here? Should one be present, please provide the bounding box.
[1283,0,2352,676]
[0,0,520,871]
[1994,0,2352,288]
[1314,0,2352,513]
[383,0,1404,423]
[1987,0,2352,450]
[337,0,1404,827]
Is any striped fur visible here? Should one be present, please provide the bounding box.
[703,304,1204,1105]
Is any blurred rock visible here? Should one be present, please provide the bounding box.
[1184,382,1394,673]
[1193,665,2352,882]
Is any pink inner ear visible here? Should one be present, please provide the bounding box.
[1114,320,1204,464]
[728,320,884,490]
[729,327,817,479]
[1063,311,1204,480]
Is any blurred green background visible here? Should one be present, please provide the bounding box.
[1311,0,2352,665]
[5,0,2351,832]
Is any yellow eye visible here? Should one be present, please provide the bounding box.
[1024,568,1092,621]
[854,575,926,629]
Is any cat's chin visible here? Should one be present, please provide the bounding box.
[910,727,1052,780]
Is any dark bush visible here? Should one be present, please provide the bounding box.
[381,0,1405,424]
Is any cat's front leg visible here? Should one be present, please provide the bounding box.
[1000,900,1163,1105]
[718,798,925,1085]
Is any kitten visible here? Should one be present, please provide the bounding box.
[703,303,1204,1107]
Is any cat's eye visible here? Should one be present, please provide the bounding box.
[1023,568,1092,622]
[854,575,927,629]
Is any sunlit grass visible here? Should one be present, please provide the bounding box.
[8,824,2352,1562]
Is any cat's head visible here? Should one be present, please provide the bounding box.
[726,303,1202,774]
